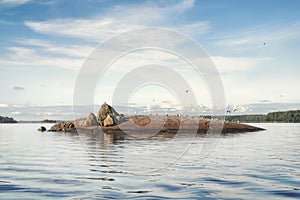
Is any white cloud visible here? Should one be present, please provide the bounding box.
[24,0,208,41]
[25,18,128,42]
[0,0,31,8]
[1,0,209,72]
[171,0,195,12]
[175,21,211,36]
[0,0,31,4]
[25,17,210,41]
[211,56,272,73]
[8,46,36,58]
[15,38,94,58]
[44,112,53,116]
[0,104,8,108]
[13,86,25,91]
[0,46,84,70]
[0,38,96,70]
[13,1,209,72]
[10,111,20,115]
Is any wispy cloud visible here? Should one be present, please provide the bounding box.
[24,0,208,41]
[13,86,24,91]
[1,0,209,71]
[0,103,8,108]
[258,100,271,103]
[15,38,94,58]
[0,0,31,8]
[211,56,272,73]
[0,19,14,24]
[170,0,195,12]
[0,39,94,70]
[213,21,300,50]
[0,0,31,4]
[175,21,211,36]
[0,47,84,70]
[25,18,134,41]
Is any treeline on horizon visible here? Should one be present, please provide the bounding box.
[205,110,300,123]
[0,116,17,123]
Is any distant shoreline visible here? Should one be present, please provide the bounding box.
[205,109,300,123]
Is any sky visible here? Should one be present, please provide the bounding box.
[0,0,300,120]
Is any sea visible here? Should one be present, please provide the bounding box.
[0,123,299,199]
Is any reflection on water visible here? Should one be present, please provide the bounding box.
[0,123,299,199]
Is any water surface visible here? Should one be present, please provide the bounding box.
[0,123,299,199]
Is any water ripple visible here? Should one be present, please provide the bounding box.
[0,123,299,199]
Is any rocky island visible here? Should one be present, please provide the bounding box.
[48,103,265,136]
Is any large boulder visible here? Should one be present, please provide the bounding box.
[48,121,75,132]
[72,113,99,128]
[48,103,124,131]
[97,103,122,126]
[104,115,114,127]
[72,118,85,127]
[82,113,99,127]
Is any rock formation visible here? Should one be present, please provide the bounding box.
[48,103,265,134]
[48,104,123,131]
[97,102,123,126]
[48,121,75,132]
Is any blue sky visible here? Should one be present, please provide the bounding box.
[0,0,300,119]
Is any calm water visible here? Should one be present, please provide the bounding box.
[0,123,299,199]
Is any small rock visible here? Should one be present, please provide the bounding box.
[38,126,46,132]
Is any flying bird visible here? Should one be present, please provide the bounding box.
[185,89,189,93]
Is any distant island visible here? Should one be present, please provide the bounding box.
[0,115,17,123]
[0,117,58,124]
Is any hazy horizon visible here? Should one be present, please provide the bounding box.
[1,0,299,120]
[1,102,299,121]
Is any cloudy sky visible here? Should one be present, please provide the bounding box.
[0,0,300,119]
